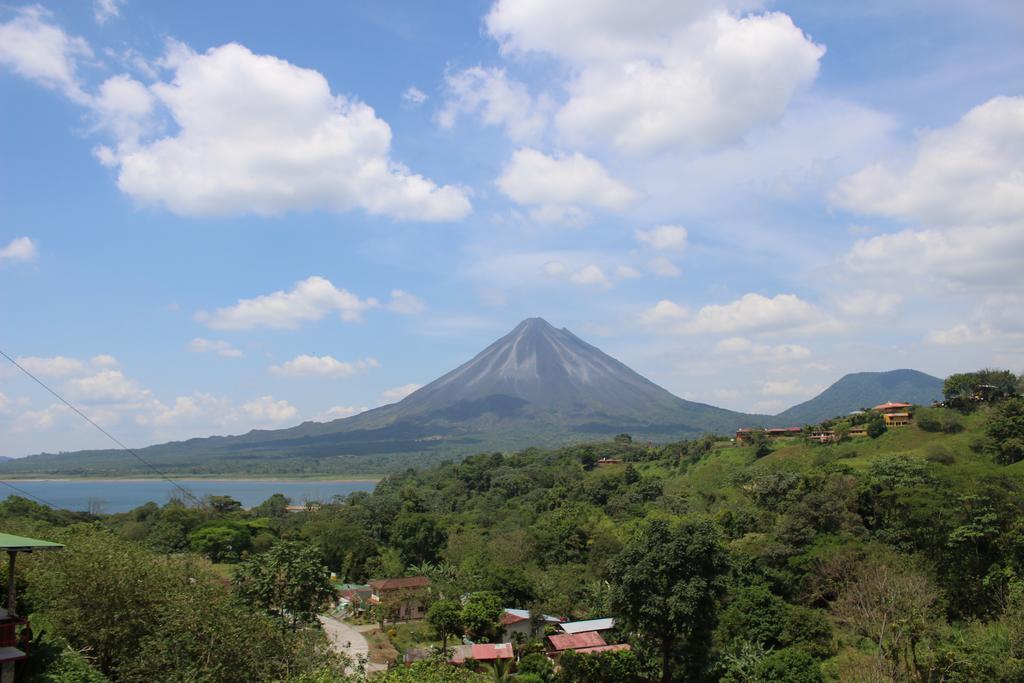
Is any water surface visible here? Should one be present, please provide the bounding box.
[1,479,377,513]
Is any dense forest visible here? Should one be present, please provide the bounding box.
[2,370,1024,681]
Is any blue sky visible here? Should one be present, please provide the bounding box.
[1,0,1022,457]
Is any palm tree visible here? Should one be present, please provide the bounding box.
[487,659,514,682]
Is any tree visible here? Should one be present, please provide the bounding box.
[607,518,728,683]
[461,592,503,642]
[831,556,939,681]
[252,493,291,518]
[390,512,446,566]
[623,464,640,485]
[986,397,1024,465]
[428,599,463,651]
[866,415,887,439]
[207,495,243,515]
[614,433,633,444]
[233,541,336,628]
[189,521,252,562]
[748,431,772,458]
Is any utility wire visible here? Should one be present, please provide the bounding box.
[0,349,200,505]
[0,479,66,511]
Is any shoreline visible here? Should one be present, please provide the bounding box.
[1,477,382,483]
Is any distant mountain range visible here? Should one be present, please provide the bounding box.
[0,318,944,476]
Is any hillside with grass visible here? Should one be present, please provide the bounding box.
[3,370,1023,681]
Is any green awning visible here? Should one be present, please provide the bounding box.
[0,533,63,551]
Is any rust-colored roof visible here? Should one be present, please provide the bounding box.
[874,402,912,411]
[547,631,606,651]
[574,644,631,655]
[500,611,529,626]
[369,576,431,591]
[449,643,514,663]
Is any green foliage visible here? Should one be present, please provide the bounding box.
[188,521,251,562]
[986,397,1024,465]
[944,369,1020,411]
[427,598,463,649]
[556,648,644,682]
[753,647,823,683]
[233,541,336,627]
[251,493,291,518]
[866,415,886,439]
[461,592,503,642]
[917,406,966,433]
[373,658,486,681]
[516,652,555,681]
[22,524,341,681]
[607,517,728,682]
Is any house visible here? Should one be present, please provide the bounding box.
[449,643,515,668]
[873,402,913,427]
[596,458,623,466]
[369,576,431,620]
[848,426,868,438]
[808,429,836,444]
[558,618,615,635]
[500,608,563,642]
[547,631,607,653]
[736,427,802,442]
[336,583,372,613]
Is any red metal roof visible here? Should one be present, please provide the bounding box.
[548,631,606,651]
[574,644,631,655]
[873,402,912,411]
[500,611,529,625]
[369,576,430,591]
[449,643,514,663]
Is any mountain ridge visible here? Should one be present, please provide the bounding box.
[0,318,944,475]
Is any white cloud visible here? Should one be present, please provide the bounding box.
[12,355,85,377]
[196,276,378,330]
[714,336,811,362]
[107,43,470,220]
[268,354,380,379]
[64,370,150,403]
[614,265,641,279]
[497,148,639,222]
[646,256,681,278]
[543,261,610,288]
[837,97,1024,290]
[639,300,689,325]
[439,66,548,141]
[569,264,610,287]
[836,290,902,318]
[760,379,817,397]
[835,96,1024,227]
[0,237,39,263]
[380,383,422,402]
[636,225,688,251]
[90,354,119,368]
[187,338,243,358]
[844,224,1024,287]
[926,324,984,346]
[240,395,298,424]
[486,1,824,154]
[0,7,91,103]
[314,405,368,421]
[688,292,839,335]
[91,74,156,151]
[401,85,428,107]
[386,290,425,315]
[0,392,10,414]
[93,0,122,25]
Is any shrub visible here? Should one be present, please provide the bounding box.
[925,445,956,465]
[916,407,965,434]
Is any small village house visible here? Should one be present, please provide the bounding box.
[874,402,913,427]
[500,608,563,642]
[369,576,431,620]
[448,643,514,669]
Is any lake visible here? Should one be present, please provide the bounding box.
[1,479,378,513]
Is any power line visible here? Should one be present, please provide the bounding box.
[0,479,66,511]
[0,349,200,505]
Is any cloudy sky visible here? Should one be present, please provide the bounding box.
[1,0,1022,457]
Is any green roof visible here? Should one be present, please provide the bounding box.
[0,533,63,551]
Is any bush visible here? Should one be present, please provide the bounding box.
[925,445,956,465]
[985,398,1024,465]
[917,407,965,434]
[754,647,824,683]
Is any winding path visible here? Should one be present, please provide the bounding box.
[319,615,387,674]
